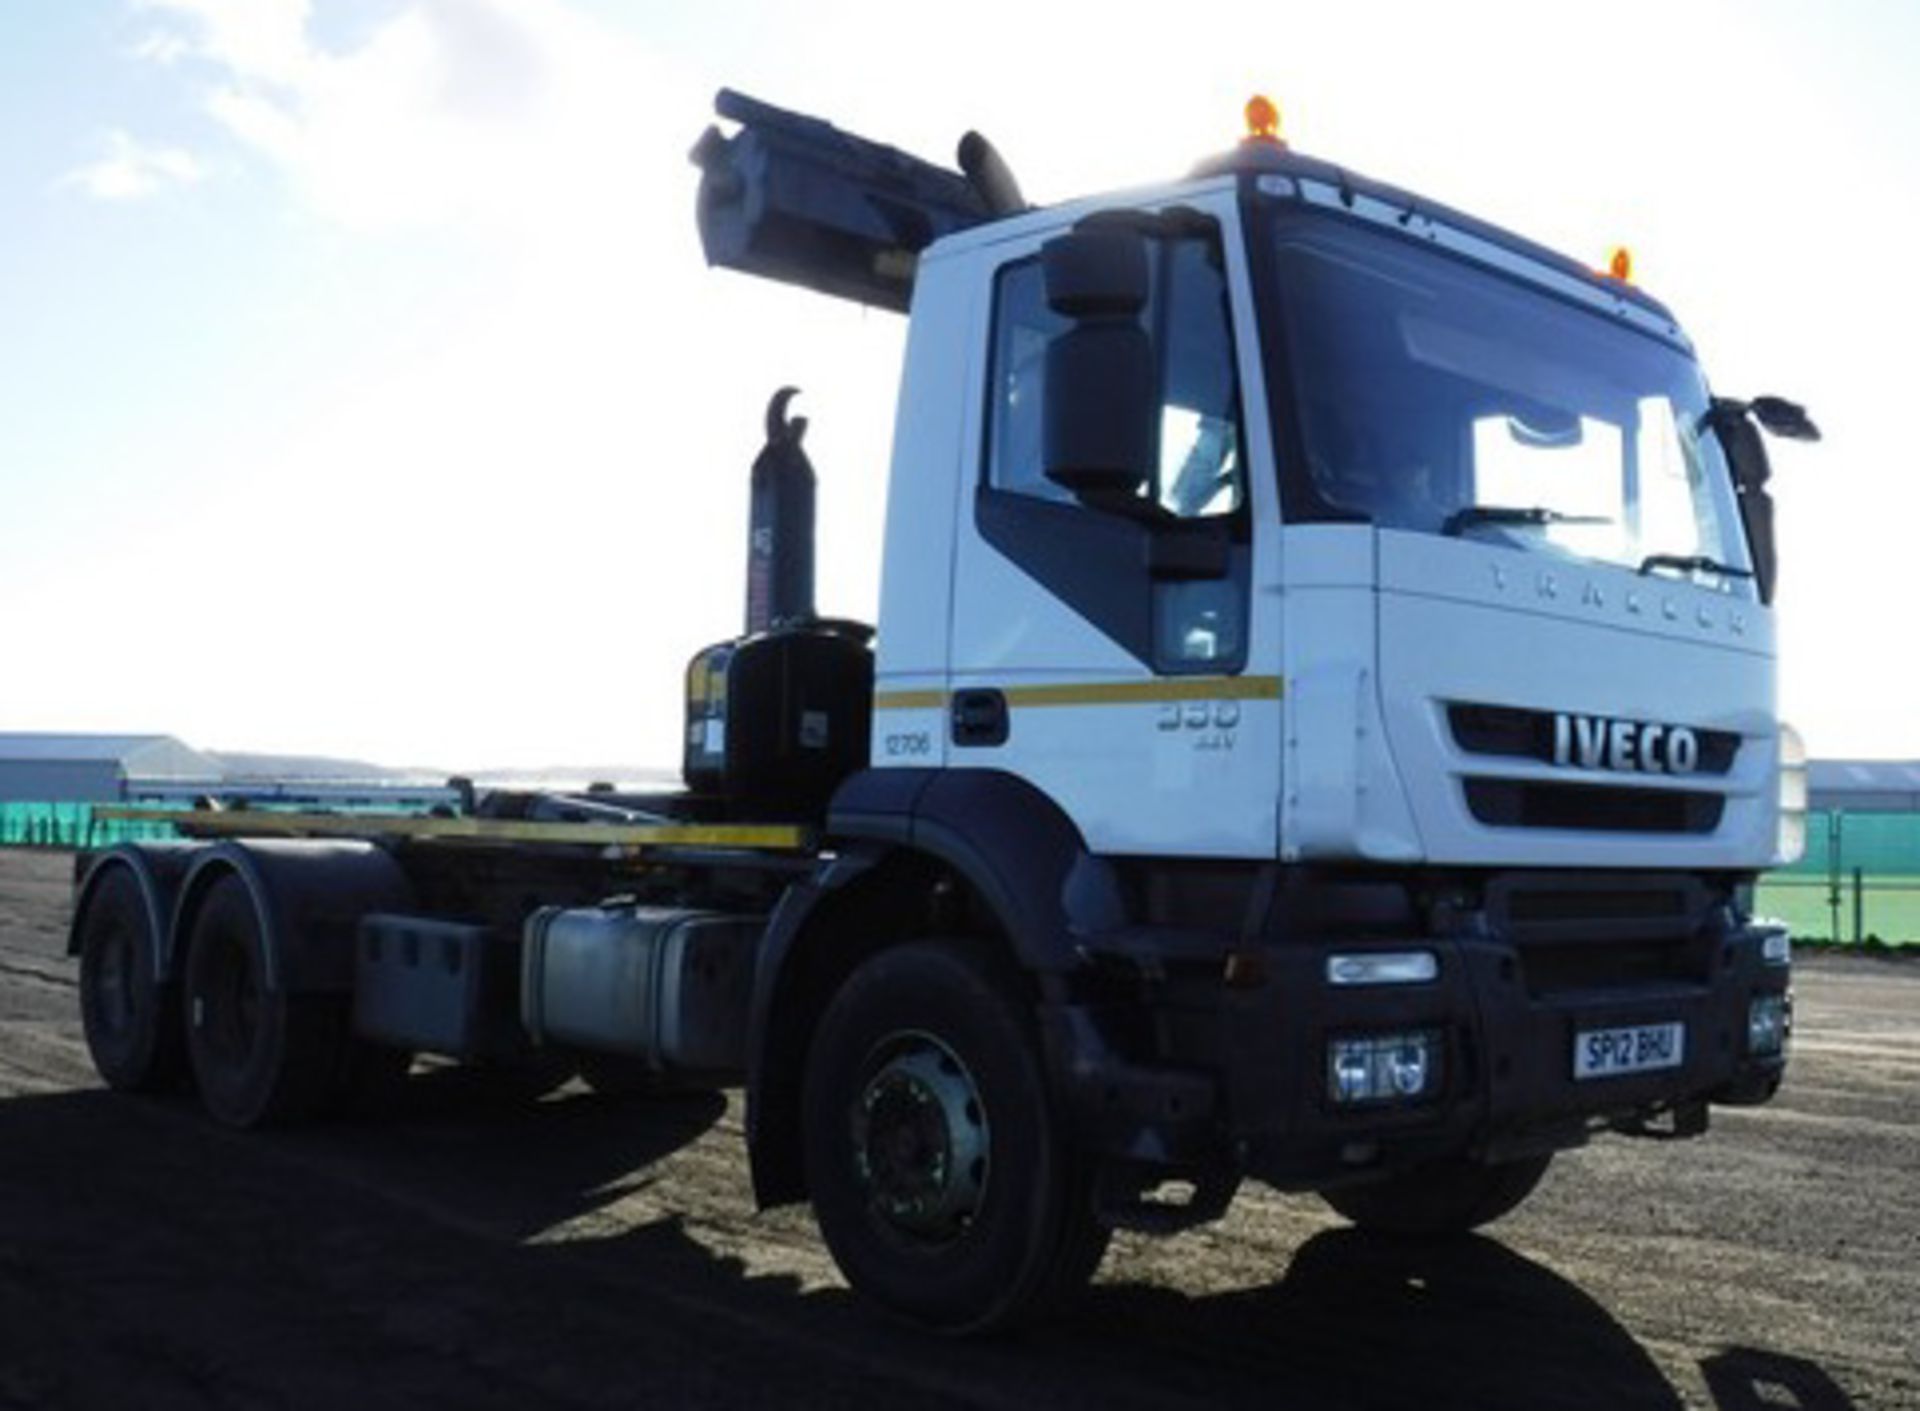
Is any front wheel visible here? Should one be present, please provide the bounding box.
[1320,1153,1553,1235]
[802,939,1108,1333]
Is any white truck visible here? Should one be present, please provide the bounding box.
[71,91,1815,1333]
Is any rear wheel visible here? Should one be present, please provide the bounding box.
[802,939,1108,1333]
[1320,1153,1553,1235]
[77,868,185,1092]
[183,876,346,1128]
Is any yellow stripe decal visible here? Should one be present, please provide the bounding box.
[95,807,810,852]
[872,689,948,710]
[874,675,1282,710]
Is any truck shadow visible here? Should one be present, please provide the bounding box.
[1699,1347,1859,1411]
[570,1217,1696,1409]
[0,1083,1861,1410]
[274,1063,733,1241]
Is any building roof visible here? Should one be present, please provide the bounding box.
[0,733,180,763]
[0,733,222,781]
[1809,760,1920,793]
[1807,759,1920,813]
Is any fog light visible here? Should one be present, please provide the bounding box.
[1328,1031,1442,1104]
[1748,994,1791,1056]
[1327,951,1439,986]
[1760,929,1791,967]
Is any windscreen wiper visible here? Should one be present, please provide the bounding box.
[1441,505,1612,537]
[1637,553,1754,578]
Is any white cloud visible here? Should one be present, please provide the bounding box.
[62,129,205,201]
[129,29,192,65]
[136,0,687,240]
[137,0,315,90]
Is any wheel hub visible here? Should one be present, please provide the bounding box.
[852,1037,989,1239]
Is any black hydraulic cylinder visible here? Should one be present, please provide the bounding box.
[691,88,994,312]
[747,387,816,634]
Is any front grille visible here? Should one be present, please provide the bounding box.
[1464,778,1724,834]
[1506,887,1692,926]
[1486,872,1713,944]
[1448,703,1739,775]
[1519,938,1710,996]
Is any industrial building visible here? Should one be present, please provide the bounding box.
[1808,759,1920,814]
[0,734,222,803]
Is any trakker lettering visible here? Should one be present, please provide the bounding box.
[1553,713,1701,775]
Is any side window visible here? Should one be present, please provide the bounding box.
[1155,241,1243,518]
[985,239,1244,518]
[985,261,1075,504]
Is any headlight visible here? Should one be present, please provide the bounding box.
[1773,722,1808,866]
[1328,1031,1442,1104]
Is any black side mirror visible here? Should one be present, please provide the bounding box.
[1040,229,1157,504]
[1748,395,1821,443]
[1706,394,1818,606]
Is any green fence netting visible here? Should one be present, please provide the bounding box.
[1756,809,1920,944]
[0,802,180,849]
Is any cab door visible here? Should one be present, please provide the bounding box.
[945,197,1283,858]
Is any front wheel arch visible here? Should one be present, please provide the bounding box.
[747,847,1017,1208]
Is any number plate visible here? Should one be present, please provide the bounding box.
[1573,1021,1685,1080]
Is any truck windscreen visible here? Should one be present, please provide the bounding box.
[1265,219,1752,591]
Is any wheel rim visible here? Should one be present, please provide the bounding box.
[196,928,260,1070]
[86,917,136,1041]
[851,1032,990,1243]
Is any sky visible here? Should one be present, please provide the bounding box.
[1,0,1914,772]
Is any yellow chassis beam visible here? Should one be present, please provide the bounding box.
[96,806,812,855]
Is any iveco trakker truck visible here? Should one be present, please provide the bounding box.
[71,92,1816,1333]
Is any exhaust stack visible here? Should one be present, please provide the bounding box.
[746,387,816,634]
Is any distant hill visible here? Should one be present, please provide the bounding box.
[208,750,680,792]
[461,764,681,790]
[207,751,442,785]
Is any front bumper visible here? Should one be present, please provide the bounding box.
[1044,916,1790,1194]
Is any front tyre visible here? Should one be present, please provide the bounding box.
[802,939,1108,1334]
[1320,1153,1553,1235]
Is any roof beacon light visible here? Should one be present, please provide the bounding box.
[1606,245,1634,283]
[1244,94,1284,147]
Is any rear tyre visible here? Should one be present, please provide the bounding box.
[802,939,1109,1334]
[1320,1153,1553,1235]
[77,867,185,1092]
[182,876,345,1128]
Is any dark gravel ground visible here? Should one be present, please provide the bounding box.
[1,847,1915,1409]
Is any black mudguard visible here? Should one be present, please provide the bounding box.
[746,767,1123,1205]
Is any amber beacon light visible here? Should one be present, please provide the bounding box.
[1606,245,1634,283]
[1244,94,1285,146]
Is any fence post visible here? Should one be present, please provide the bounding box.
[1852,866,1864,946]
[1827,812,1844,943]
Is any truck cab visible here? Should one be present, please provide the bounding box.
[879,151,1784,870]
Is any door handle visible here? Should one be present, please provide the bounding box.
[951,688,1009,747]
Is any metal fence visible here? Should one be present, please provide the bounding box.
[1756,809,1920,945]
